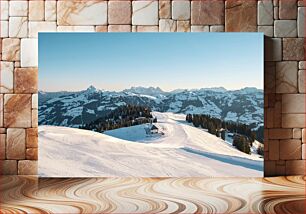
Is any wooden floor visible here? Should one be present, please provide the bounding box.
[0,176,305,214]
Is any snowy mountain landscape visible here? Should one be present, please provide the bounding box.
[38,86,263,177]
[39,86,263,129]
[38,33,264,177]
[39,112,263,177]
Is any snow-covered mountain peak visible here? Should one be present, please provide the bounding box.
[235,87,263,94]
[199,87,227,93]
[39,85,264,129]
[86,85,98,92]
[124,86,165,96]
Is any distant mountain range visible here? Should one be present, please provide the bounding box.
[38,86,263,129]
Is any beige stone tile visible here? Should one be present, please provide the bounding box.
[29,0,44,21]
[0,128,6,134]
[273,99,282,128]
[0,61,14,93]
[268,140,279,160]
[95,26,108,32]
[298,0,305,6]
[293,128,302,139]
[20,38,38,67]
[108,1,131,24]
[302,144,306,159]
[32,109,38,128]
[276,160,285,166]
[276,61,298,93]
[269,128,293,139]
[159,19,176,32]
[159,1,171,19]
[29,21,57,38]
[14,61,20,68]
[274,20,297,37]
[225,0,256,32]
[4,94,32,128]
[192,0,224,25]
[282,114,305,128]
[0,1,9,21]
[95,25,107,32]
[26,128,38,148]
[264,63,276,93]
[57,26,95,32]
[57,0,107,25]
[275,164,286,176]
[9,17,28,38]
[191,25,209,32]
[274,7,279,20]
[32,94,38,110]
[18,160,37,175]
[303,129,306,143]
[136,26,158,32]
[26,148,37,160]
[0,134,5,159]
[0,160,17,175]
[0,21,9,37]
[258,0,273,25]
[285,160,305,175]
[298,7,305,37]
[299,61,306,70]
[264,38,281,62]
[132,1,158,25]
[108,25,131,32]
[9,1,28,17]
[279,0,297,19]
[264,160,276,176]
[6,128,25,159]
[45,1,57,21]
[210,25,225,32]
[2,38,20,61]
[132,25,136,32]
[266,108,274,128]
[283,38,305,61]
[172,1,190,21]
[298,70,305,93]
[0,94,3,127]
[14,68,38,94]
[280,139,302,160]
[282,94,305,113]
[258,26,273,37]
[177,21,190,32]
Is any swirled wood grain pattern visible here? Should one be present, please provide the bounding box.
[0,176,305,214]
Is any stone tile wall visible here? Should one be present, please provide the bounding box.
[0,0,305,176]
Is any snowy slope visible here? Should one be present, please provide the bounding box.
[106,112,262,160]
[39,112,263,177]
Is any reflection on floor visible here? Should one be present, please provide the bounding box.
[0,176,305,214]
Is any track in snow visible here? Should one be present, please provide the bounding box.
[39,112,263,177]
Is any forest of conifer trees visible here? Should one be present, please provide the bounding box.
[80,105,156,133]
[186,114,263,154]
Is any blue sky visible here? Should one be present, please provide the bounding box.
[39,33,263,92]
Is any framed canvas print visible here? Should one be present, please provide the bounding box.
[2,1,306,213]
[38,33,264,177]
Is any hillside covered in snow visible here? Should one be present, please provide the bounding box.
[39,86,263,129]
[39,112,263,177]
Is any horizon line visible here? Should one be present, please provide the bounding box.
[39,85,264,93]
